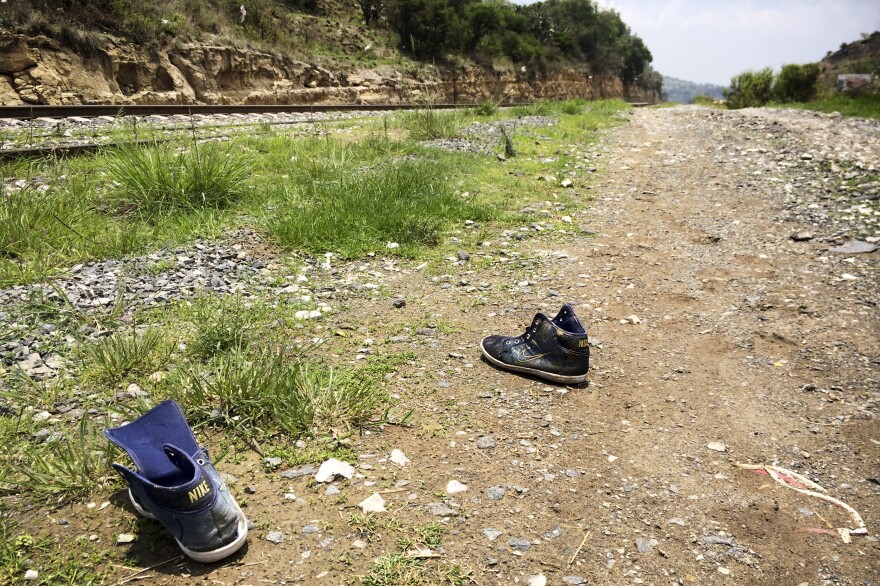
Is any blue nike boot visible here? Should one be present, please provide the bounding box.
[480,303,590,384]
[104,400,248,563]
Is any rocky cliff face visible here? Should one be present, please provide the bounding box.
[0,33,659,106]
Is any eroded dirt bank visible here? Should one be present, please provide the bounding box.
[0,34,657,106]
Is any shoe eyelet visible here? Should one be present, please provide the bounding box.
[504,341,510,346]
[197,458,205,465]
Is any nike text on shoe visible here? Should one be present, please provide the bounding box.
[480,303,589,384]
[104,401,248,563]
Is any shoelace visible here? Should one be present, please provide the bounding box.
[505,322,539,346]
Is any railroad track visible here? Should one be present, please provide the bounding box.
[0,101,653,160]
[0,101,652,121]
[0,103,465,121]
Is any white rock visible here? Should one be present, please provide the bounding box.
[390,449,410,467]
[718,566,730,575]
[294,309,322,320]
[358,493,386,513]
[24,570,38,581]
[314,458,355,483]
[446,480,468,494]
[561,215,572,223]
[527,576,548,586]
[707,441,727,452]
[386,242,400,249]
[116,533,136,544]
[607,454,619,463]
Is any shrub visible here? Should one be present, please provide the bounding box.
[724,68,774,109]
[773,63,820,103]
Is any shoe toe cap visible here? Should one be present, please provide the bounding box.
[480,335,509,357]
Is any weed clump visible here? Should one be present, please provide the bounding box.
[106,142,252,219]
[399,109,466,140]
[268,153,490,257]
[170,350,386,441]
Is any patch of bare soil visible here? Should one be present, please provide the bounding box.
[28,106,879,585]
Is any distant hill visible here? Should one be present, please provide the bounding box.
[663,76,726,103]
[818,31,880,92]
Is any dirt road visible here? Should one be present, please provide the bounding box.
[44,105,879,585]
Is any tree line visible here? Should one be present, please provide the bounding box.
[368,0,653,83]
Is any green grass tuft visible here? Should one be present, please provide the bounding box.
[170,349,386,441]
[268,155,493,257]
[560,98,588,115]
[0,414,117,500]
[773,92,880,119]
[82,328,170,384]
[511,100,554,117]
[187,295,259,359]
[399,109,467,140]
[106,142,253,218]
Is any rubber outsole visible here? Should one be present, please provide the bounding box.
[480,340,588,384]
[128,488,249,563]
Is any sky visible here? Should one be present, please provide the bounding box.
[511,0,880,86]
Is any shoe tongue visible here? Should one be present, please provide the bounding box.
[145,444,214,511]
[163,444,198,475]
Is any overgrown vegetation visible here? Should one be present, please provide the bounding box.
[723,58,879,119]
[690,94,717,106]
[0,102,628,580]
[782,92,880,120]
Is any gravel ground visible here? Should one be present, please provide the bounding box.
[3,104,878,585]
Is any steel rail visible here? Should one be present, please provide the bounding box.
[0,101,651,121]
[0,103,466,121]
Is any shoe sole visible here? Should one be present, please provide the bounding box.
[128,488,249,564]
[480,341,588,384]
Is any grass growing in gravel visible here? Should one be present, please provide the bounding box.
[106,141,254,218]
[0,411,117,500]
[0,100,629,512]
[0,178,145,285]
[773,92,880,119]
[264,136,495,257]
[185,295,263,359]
[167,348,385,441]
[0,100,638,584]
[398,109,469,140]
[82,327,171,384]
[0,101,629,285]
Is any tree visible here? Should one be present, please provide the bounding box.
[357,0,382,26]
[385,0,464,59]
